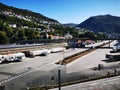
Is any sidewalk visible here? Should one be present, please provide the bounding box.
[50,75,120,90]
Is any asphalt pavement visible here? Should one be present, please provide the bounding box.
[0,40,119,90]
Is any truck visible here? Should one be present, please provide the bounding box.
[25,49,52,57]
[5,52,25,62]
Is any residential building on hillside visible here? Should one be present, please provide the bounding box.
[64,32,73,39]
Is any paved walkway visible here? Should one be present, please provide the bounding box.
[50,75,120,90]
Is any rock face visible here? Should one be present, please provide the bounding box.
[77,14,120,33]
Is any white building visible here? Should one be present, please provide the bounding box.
[9,24,17,28]
[64,32,73,39]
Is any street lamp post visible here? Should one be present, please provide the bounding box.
[58,70,61,90]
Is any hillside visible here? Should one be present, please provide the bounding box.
[0,3,59,24]
[0,3,61,44]
[0,3,82,44]
[77,15,120,33]
[0,3,109,44]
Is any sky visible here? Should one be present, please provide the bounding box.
[0,0,120,24]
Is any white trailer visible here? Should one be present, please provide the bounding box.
[28,49,52,57]
[51,47,65,53]
[14,53,25,61]
[6,54,16,62]
[25,47,65,57]
[40,49,51,56]
[29,50,45,57]
[5,52,25,62]
[106,53,120,61]
[0,55,6,63]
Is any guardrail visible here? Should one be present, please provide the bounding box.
[0,43,67,55]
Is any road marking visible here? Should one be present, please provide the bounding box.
[0,74,23,85]
[9,78,13,81]
[0,57,65,85]
[1,81,4,84]
[0,67,39,85]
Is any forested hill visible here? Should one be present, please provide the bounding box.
[0,3,60,44]
[77,15,120,33]
[0,3,59,24]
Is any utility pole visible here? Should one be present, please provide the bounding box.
[58,70,61,90]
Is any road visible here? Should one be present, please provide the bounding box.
[0,40,119,90]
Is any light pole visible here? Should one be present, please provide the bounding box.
[58,69,61,90]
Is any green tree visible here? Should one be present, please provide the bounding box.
[34,31,40,39]
[4,23,13,37]
[24,28,36,40]
[0,19,4,30]
[0,31,9,44]
[18,29,26,40]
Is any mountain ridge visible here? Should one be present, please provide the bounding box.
[77,14,120,33]
[63,23,78,27]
